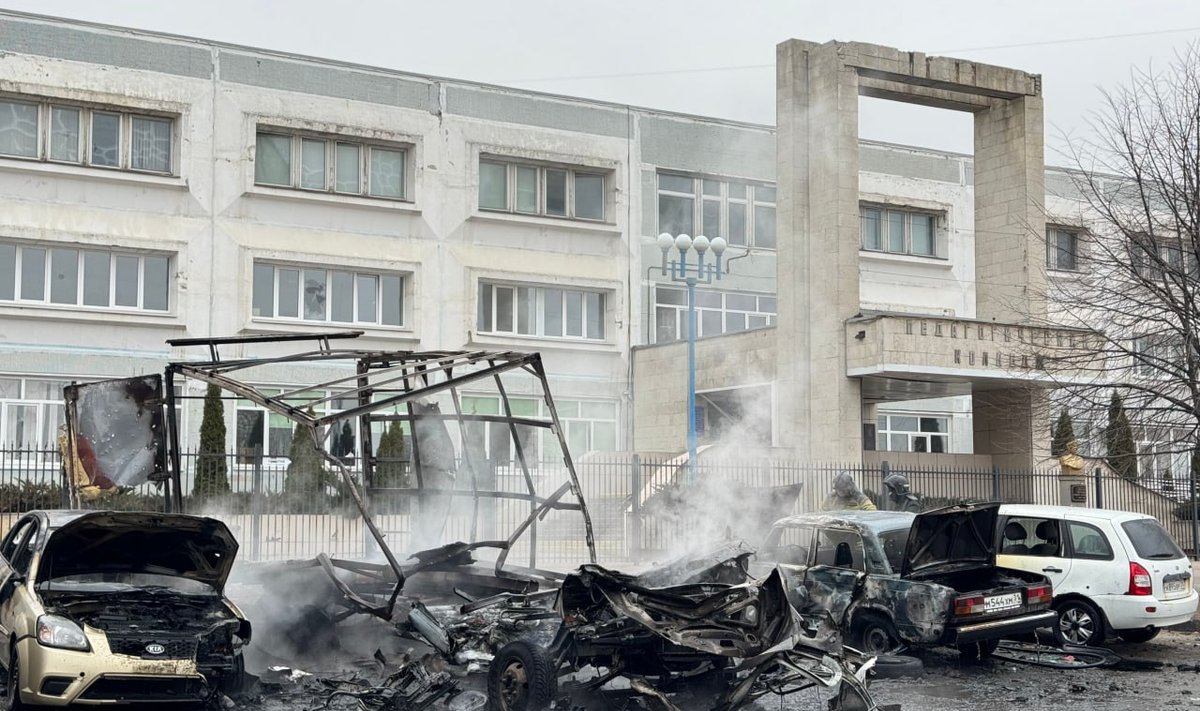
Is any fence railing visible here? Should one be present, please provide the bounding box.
[0,446,1194,565]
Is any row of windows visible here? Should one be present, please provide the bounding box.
[653,286,776,343]
[477,282,606,341]
[657,174,776,250]
[479,160,606,221]
[0,99,172,173]
[876,414,949,453]
[254,132,406,199]
[861,205,937,257]
[0,243,169,312]
[251,264,404,327]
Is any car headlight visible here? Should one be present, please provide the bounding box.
[36,615,90,651]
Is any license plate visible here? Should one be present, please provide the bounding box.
[1165,579,1189,594]
[984,592,1022,612]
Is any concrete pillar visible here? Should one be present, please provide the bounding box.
[973,388,1050,477]
[776,40,864,461]
[973,95,1047,322]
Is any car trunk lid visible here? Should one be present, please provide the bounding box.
[901,503,999,579]
[37,511,238,591]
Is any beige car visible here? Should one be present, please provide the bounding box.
[0,510,250,707]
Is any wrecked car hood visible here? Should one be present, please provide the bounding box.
[37,511,238,591]
[901,502,999,578]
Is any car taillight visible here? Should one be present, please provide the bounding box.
[1128,562,1153,596]
[954,594,984,617]
[1026,584,1052,606]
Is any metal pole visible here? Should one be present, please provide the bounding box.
[686,281,701,484]
[1190,463,1198,560]
[631,454,642,560]
[251,444,262,563]
[1094,467,1104,510]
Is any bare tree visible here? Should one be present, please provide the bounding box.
[1044,45,1200,480]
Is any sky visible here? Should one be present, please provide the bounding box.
[3,0,1200,161]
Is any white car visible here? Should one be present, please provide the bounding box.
[997,504,1197,646]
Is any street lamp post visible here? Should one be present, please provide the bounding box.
[656,232,726,484]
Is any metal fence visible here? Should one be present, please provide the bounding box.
[0,446,1195,566]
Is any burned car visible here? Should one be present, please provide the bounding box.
[756,504,1055,659]
[0,510,249,707]
[487,546,877,711]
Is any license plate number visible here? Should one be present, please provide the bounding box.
[1165,579,1188,594]
[984,593,1022,612]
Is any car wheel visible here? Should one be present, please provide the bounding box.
[6,647,25,710]
[957,639,1000,662]
[849,612,898,655]
[1054,599,1104,647]
[868,654,924,679]
[1117,627,1160,644]
[487,640,555,711]
[218,652,246,695]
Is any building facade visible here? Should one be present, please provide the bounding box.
[0,12,1110,472]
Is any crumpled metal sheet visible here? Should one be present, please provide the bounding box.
[64,375,166,491]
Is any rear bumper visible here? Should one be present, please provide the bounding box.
[1100,590,1199,631]
[950,610,1058,644]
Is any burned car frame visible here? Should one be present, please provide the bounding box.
[755,505,1056,660]
[487,547,879,711]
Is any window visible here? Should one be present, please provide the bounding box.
[478,159,608,221]
[0,97,174,173]
[654,287,775,343]
[860,204,940,257]
[252,263,404,327]
[478,282,606,341]
[1134,426,1191,481]
[1129,233,1198,282]
[1046,227,1080,271]
[1120,519,1185,560]
[813,529,867,571]
[236,388,358,462]
[876,414,948,453]
[1067,521,1113,560]
[460,394,617,461]
[657,173,775,249]
[761,525,813,565]
[1131,334,1184,378]
[0,377,69,449]
[254,130,408,200]
[0,243,169,312]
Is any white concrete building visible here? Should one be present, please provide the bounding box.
[0,12,1102,472]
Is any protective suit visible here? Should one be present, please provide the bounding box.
[883,473,922,513]
[821,471,876,511]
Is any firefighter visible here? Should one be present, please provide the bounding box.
[883,472,923,513]
[821,471,877,511]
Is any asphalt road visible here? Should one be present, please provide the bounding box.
[852,631,1200,711]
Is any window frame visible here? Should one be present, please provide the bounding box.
[876,413,949,453]
[653,286,776,343]
[859,203,942,258]
[656,172,776,250]
[460,393,619,461]
[251,261,407,329]
[477,281,608,342]
[478,158,609,222]
[253,128,411,201]
[1066,520,1114,561]
[0,242,171,314]
[1046,226,1082,272]
[0,96,176,175]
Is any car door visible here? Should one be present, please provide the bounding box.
[801,527,869,624]
[1061,518,1123,597]
[0,517,36,663]
[754,523,816,607]
[996,514,1073,592]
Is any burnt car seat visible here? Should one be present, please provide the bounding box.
[1030,520,1061,556]
[834,542,854,568]
[1002,521,1030,554]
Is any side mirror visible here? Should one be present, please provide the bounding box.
[8,575,25,587]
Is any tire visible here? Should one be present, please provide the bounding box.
[6,646,25,711]
[487,640,555,711]
[957,639,1000,662]
[868,654,924,679]
[1117,627,1160,644]
[849,613,898,655]
[1053,599,1105,647]
[218,652,246,695]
